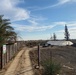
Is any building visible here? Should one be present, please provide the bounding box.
[47,41,73,46]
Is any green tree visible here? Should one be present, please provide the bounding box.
[53,33,56,41]
[0,15,17,47]
[64,25,70,41]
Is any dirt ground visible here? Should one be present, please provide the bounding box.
[0,46,76,75]
[29,46,76,75]
[0,47,34,75]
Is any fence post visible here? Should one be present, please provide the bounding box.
[0,46,3,69]
[38,44,40,67]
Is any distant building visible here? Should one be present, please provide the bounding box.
[47,41,73,46]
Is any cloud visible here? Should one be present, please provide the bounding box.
[11,20,76,40]
[57,26,76,39]
[55,21,76,39]
[31,0,76,11]
[11,23,55,32]
[28,20,38,25]
[52,21,76,28]
[58,0,70,4]
[54,22,66,25]
[11,21,76,32]
[27,16,47,25]
[30,16,47,21]
[0,0,30,21]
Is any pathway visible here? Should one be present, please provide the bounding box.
[4,47,34,75]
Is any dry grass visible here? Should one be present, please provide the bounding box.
[30,46,76,75]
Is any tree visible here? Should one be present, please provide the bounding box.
[64,25,70,41]
[53,33,56,41]
[50,35,53,40]
[0,15,17,47]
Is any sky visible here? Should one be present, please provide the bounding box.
[0,0,76,40]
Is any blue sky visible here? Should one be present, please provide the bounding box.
[0,0,76,40]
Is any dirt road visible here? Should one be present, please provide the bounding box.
[4,47,34,75]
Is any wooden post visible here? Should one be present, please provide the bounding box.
[1,46,3,69]
[38,44,40,67]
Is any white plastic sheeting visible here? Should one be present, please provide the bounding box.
[47,41,73,46]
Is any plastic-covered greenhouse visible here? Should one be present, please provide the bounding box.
[47,41,73,46]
